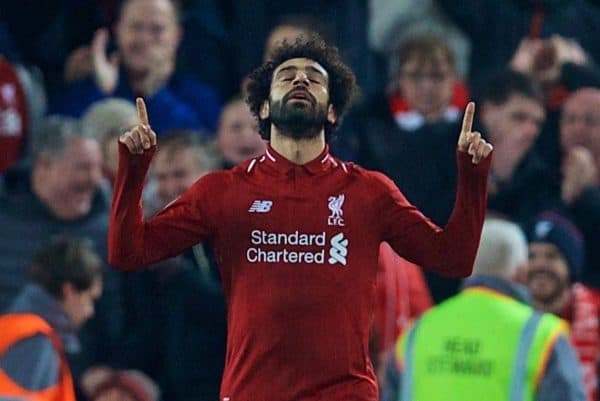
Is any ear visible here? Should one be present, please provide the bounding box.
[327,104,337,125]
[259,101,270,120]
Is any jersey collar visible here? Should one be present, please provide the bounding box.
[262,143,337,175]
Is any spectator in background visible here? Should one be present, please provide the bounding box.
[524,213,600,400]
[51,0,222,135]
[561,88,600,176]
[509,35,599,106]
[0,116,105,308]
[0,116,123,387]
[146,131,220,215]
[82,98,140,184]
[0,237,103,401]
[216,97,266,169]
[389,35,467,131]
[508,34,600,168]
[383,218,586,401]
[475,70,564,222]
[558,88,600,289]
[437,0,600,86]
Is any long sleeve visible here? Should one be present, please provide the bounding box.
[379,150,491,277]
[536,335,587,401]
[108,143,217,270]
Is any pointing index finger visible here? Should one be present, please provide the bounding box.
[461,102,475,134]
[136,97,150,127]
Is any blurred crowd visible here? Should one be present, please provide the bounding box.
[0,0,599,400]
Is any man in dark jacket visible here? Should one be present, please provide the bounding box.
[50,0,221,135]
[0,116,122,384]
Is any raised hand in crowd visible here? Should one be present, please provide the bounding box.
[120,98,156,154]
[510,38,544,77]
[561,146,598,205]
[510,35,590,85]
[457,102,493,164]
[92,28,120,94]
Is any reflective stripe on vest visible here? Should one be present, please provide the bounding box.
[0,313,76,401]
[397,287,567,401]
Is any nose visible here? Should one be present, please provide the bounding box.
[292,71,309,87]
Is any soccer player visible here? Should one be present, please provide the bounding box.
[109,36,493,401]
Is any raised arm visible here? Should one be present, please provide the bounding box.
[380,102,493,277]
[108,98,215,270]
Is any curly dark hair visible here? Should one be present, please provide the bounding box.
[246,34,359,141]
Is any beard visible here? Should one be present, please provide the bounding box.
[269,92,328,139]
[527,270,568,304]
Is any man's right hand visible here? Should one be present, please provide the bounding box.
[119,98,157,154]
[92,28,120,94]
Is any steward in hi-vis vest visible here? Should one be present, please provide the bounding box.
[399,283,565,401]
[382,219,586,401]
[0,237,103,401]
[0,313,75,401]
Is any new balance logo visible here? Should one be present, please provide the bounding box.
[329,233,348,266]
[248,200,273,213]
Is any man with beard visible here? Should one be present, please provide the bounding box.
[525,212,600,401]
[108,36,493,400]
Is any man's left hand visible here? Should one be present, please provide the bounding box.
[457,102,493,164]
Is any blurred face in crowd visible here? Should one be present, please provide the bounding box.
[263,57,336,139]
[218,100,265,165]
[61,277,102,328]
[152,146,209,209]
[116,0,181,75]
[560,88,600,166]
[527,243,570,305]
[398,52,456,121]
[264,25,311,61]
[481,94,545,161]
[36,138,104,220]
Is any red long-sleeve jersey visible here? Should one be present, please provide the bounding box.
[109,143,491,401]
